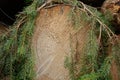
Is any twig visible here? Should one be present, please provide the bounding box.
[37,0,53,12]
[98,25,102,44]
[16,16,27,29]
[44,4,58,9]
[78,1,116,38]
[96,18,112,38]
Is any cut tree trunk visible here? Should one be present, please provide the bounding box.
[32,4,90,80]
[102,0,120,80]
[102,0,120,34]
[108,43,119,80]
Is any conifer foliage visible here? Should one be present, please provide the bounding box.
[0,0,119,80]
